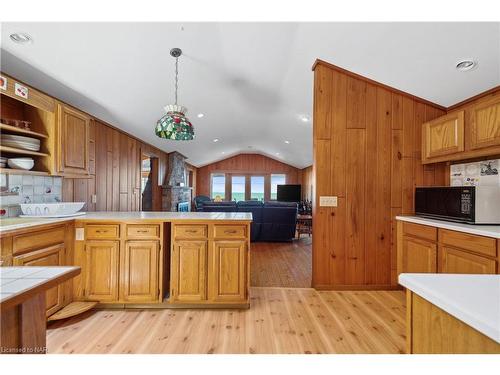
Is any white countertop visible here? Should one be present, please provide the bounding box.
[0,211,253,233]
[396,215,500,239]
[0,266,80,305]
[399,273,500,343]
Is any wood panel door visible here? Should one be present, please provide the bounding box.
[469,96,500,150]
[13,244,65,316]
[209,240,247,302]
[170,240,207,303]
[438,245,496,274]
[422,111,464,161]
[121,240,159,302]
[57,103,90,176]
[401,236,437,273]
[84,241,119,301]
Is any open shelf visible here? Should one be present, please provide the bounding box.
[0,122,49,139]
[0,145,50,157]
[0,168,49,176]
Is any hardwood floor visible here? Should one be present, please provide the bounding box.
[46,288,406,354]
[251,237,312,288]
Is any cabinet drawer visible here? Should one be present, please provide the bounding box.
[173,225,207,239]
[13,225,66,255]
[126,224,160,239]
[403,222,437,242]
[439,229,496,258]
[86,225,120,239]
[213,225,247,239]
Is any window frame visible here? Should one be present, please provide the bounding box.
[210,173,226,200]
[270,174,287,200]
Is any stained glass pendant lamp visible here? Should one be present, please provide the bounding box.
[155,48,194,141]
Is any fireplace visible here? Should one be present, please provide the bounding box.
[162,151,192,211]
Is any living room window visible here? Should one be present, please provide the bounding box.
[211,173,226,200]
[270,174,286,200]
[250,176,265,201]
[231,175,246,201]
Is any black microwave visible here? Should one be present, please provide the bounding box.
[415,186,500,224]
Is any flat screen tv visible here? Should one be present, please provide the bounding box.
[277,184,301,202]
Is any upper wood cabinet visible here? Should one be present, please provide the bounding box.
[120,240,160,302]
[84,240,119,301]
[469,96,500,150]
[56,102,90,176]
[422,111,464,162]
[13,244,65,316]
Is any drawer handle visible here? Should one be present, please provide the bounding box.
[185,229,198,233]
[224,230,237,234]
[96,230,109,234]
[136,230,149,233]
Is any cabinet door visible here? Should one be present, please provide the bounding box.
[121,240,159,302]
[423,111,464,160]
[13,244,65,316]
[402,236,437,273]
[84,241,119,301]
[170,240,207,302]
[209,240,247,302]
[439,245,496,274]
[57,103,90,175]
[469,96,500,150]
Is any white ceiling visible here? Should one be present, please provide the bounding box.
[1,23,499,168]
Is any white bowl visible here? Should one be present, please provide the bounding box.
[20,202,86,217]
[8,158,34,170]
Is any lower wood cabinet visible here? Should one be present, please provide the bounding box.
[438,245,497,274]
[401,236,437,273]
[84,241,119,301]
[170,240,207,303]
[13,244,65,316]
[121,240,160,302]
[209,240,247,302]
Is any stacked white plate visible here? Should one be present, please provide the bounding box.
[1,134,41,151]
[0,156,6,168]
[7,157,34,170]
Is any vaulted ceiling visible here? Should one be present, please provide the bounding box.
[1,23,499,168]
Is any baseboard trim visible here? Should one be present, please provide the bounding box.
[313,284,402,291]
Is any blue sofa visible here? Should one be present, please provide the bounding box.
[202,200,297,242]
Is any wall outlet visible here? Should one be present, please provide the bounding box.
[75,228,84,241]
[91,194,97,204]
[319,196,338,207]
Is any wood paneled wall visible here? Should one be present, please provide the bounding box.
[312,60,448,290]
[298,166,313,201]
[196,153,300,197]
[63,121,169,212]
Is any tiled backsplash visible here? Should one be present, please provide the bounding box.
[450,158,500,187]
[0,173,62,217]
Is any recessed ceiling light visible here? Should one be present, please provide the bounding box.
[276,152,280,155]
[213,138,219,142]
[10,33,32,44]
[456,60,477,72]
[221,151,225,154]
[300,115,310,123]
[284,140,290,144]
[197,113,204,118]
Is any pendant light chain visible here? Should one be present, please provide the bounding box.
[174,56,179,105]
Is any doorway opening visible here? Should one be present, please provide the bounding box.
[141,155,153,211]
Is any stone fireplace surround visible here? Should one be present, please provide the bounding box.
[162,151,192,212]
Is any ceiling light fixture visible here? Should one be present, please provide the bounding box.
[197,113,204,118]
[300,115,310,123]
[276,152,280,156]
[284,140,290,144]
[155,48,194,141]
[456,60,477,72]
[213,138,219,142]
[10,33,32,44]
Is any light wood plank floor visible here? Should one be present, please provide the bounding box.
[46,288,406,354]
[251,237,312,288]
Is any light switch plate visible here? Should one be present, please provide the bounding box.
[319,196,338,207]
[75,228,84,241]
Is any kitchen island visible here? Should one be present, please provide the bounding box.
[400,273,500,354]
[0,212,253,315]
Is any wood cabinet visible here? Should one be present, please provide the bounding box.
[170,240,208,303]
[56,102,90,176]
[438,245,497,274]
[121,240,159,302]
[209,240,247,302]
[397,220,498,277]
[422,111,464,162]
[469,96,500,150]
[84,240,119,301]
[13,244,65,316]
